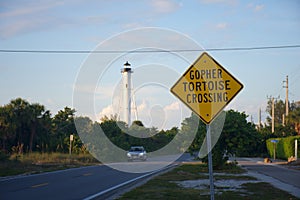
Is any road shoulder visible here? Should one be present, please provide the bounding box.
[237,157,300,198]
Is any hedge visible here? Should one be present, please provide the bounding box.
[266,136,300,160]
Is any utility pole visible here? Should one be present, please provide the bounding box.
[271,97,275,133]
[283,75,289,125]
[267,96,279,133]
[258,108,261,131]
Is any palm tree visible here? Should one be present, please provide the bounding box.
[9,98,48,152]
[11,98,30,153]
[0,105,16,152]
[28,103,45,152]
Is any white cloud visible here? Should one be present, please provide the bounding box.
[226,98,268,124]
[164,101,180,111]
[254,4,264,12]
[98,104,115,121]
[137,100,149,113]
[0,1,101,38]
[46,98,55,105]
[215,22,228,30]
[150,0,181,13]
[122,22,143,29]
[97,99,189,130]
[247,3,264,12]
[200,0,238,6]
[85,15,107,25]
[74,84,115,100]
[0,18,47,38]
[0,1,66,38]
[135,100,190,129]
[0,1,63,18]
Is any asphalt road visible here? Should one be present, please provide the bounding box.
[237,157,300,198]
[0,164,144,200]
[0,154,192,200]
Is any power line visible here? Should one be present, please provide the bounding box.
[0,44,300,54]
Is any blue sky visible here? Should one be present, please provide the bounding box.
[1,0,300,129]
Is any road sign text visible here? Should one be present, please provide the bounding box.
[182,68,231,104]
[189,69,222,80]
[170,52,243,124]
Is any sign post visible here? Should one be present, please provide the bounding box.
[271,139,279,160]
[206,124,214,199]
[171,52,243,200]
[295,139,298,161]
[69,134,74,155]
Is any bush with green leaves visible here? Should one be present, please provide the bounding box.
[266,136,300,160]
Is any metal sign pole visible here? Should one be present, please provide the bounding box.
[206,124,215,200]
[69,134,74,155]
[295,139,298,161]
[273,143,276,160]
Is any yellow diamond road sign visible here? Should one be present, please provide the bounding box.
[171,52,243,124]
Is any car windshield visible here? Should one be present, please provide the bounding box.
[129,147,144,152]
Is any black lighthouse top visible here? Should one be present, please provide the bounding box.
[121,61,132,73]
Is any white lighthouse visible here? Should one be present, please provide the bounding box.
[121,61,133,126]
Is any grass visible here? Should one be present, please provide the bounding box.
[118,162,298,200]
[0,152,100,177]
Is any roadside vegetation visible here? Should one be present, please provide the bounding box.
[0,152,99,177]
[266,135,300,160]
[118,162,298,200]
[0,97,299,176]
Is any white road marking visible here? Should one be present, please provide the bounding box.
[83,164,177,200]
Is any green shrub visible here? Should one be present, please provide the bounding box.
[0,150,9,161]
[266,136,300,160]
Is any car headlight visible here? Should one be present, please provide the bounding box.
[139,153,144,156]
[127,153,131,157]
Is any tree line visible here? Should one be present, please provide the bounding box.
[260,99,300,137]
[0,98,176,155]
[1,97,299,166]
[0,98,77,154]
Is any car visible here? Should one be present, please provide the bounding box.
[127,146,147,161]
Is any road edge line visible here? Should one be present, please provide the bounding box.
[83,164,178,200]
